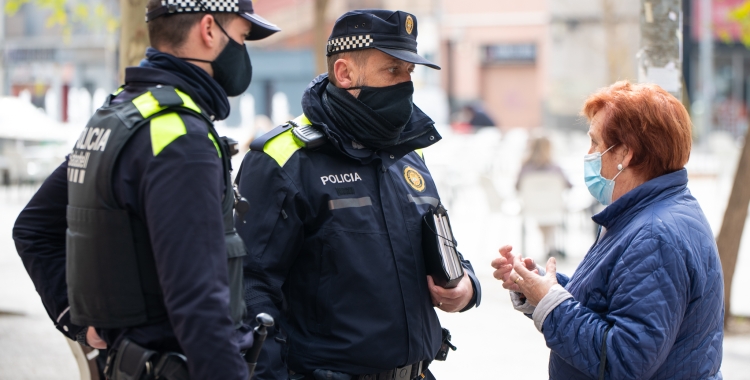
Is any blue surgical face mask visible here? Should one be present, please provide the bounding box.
[583,145,623,205]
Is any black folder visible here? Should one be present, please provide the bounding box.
[422,204,464,289]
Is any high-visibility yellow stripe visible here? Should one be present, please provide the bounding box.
[133,91,162,118]
[150,113,186,156]
[207,133,222,158]
[264,129,302,167]
[292,114,312,127]
[415,148,424,160]
[132,89,200,118]
[176,90,201,113]
[112,87,124,95]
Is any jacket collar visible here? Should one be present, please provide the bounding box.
[301,74,441,165]
[124,66,216,120]
[592,168,688,229]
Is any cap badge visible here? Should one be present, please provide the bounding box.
[403,165,425,192]
[405,15,414,35]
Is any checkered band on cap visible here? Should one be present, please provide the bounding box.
[166,0,238,13]
[164,0,238,12]
[327,35,374,54]
[145,0,239,21]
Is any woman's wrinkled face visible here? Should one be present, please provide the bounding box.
[587,112,606,154]
[587,112,619,180]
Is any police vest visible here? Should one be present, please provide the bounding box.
[65,86,246,329]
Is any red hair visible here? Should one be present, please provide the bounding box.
[582,81,692,181]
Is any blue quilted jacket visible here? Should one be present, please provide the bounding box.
[545,169,724,379]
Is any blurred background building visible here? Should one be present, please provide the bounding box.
[1,0,749,200]
[685,0,750,140]
[1,0,748,134]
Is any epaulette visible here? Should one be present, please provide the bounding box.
[288,114,326,149]
[249,114,326,151]
[250,114,327,167]
[249,123,292,151]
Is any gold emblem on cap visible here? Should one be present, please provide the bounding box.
[403,166,425,192]
[405,15,414,35]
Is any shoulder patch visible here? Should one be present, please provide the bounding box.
[132,88,200,119]
[263,129,303,167]
[150,112,186,156]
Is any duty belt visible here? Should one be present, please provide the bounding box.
[104,338,189,380]
[296,361,426,380]
[356,361,425,380]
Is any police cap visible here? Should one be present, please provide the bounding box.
[145,0,281,41]
[326,9,440,70]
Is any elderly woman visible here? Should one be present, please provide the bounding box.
[493,81,724,379]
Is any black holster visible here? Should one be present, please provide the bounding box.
[107,338,189,380]
[434,328,457,361]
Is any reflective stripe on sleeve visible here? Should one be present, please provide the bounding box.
[407,194,439,207]
[328,197,373,210]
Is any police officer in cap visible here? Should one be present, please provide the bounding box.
[235,9,481,380]
[12,0,278,378]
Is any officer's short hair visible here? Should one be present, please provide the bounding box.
[146,0,237,50]
[327,50,371,86]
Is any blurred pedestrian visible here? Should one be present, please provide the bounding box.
[516,135,571,259]
[492,81,723,379]
[451,103,497,133]
[465,103,496,128]
[12,1,279,378]
[235,9,480,380]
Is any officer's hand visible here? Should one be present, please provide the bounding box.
[491,245,536,292]
[427,273,473,312]
[86,327,107,349]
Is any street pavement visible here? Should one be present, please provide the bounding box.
[1,127,749,379]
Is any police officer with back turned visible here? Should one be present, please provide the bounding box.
[236,9,481,380]
[12,0,279,378]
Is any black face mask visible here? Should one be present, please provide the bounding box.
[324,81,415,150]
[212,37,253,97]
[183,23,253,97]
[351,81,414,129]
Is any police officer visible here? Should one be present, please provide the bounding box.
[235,10,481,380]
[12,0,278,378]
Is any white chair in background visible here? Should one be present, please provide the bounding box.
[517,171,568,260]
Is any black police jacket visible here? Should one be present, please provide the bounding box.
[13,64,249,380]
[236,74,481,379]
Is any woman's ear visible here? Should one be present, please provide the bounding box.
[333,58,356,89]
[619,145,633,169]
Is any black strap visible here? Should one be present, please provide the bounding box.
[599,325,612,380]
[249,123,292,151]
[150,86,184,108]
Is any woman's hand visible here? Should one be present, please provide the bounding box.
[509,255,559,306]
[491,245,537,292]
